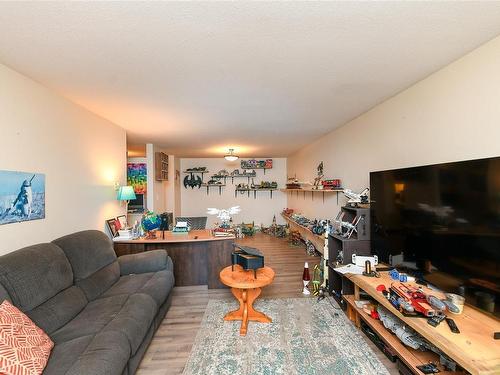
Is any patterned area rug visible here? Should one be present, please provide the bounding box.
[183,297,390,375]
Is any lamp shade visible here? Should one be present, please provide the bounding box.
[224,148,239,162]
[117,186,136,201]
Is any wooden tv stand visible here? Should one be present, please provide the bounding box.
[341,271,500,375]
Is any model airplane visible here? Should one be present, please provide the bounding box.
[207,206,241,227]
[286,175,312,189]
[343,188,369,206]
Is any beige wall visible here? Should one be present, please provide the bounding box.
[144,145,178,216]
[180,158,287,227]
[0,64,127,254]
[288,35,500,219]
[173,157,181,217]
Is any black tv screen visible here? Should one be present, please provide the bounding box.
[128,193,145,212]
[370,156,500,318]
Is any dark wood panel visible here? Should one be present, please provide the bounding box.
[207,240,233,289]
[114,243,146,256]
[164,242,209,287]
[113,239,233,289]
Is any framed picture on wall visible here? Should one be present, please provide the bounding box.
[0,170,46,226]
[127,163,147,194]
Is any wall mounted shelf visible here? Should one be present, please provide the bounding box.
[234,188,278,199]
[280,188,343,203]
[211,174,257,185]
[249,166,271,175]
[183,170,210,174]
[201,183,225,195]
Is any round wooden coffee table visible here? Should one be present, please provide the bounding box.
[219,265,275,336]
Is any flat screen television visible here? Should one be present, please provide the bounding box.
[370,156,500,318]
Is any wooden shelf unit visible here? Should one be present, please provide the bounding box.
[155,152,169,181]
[343,271,500,375]
[343,295,461,374]
[280,188,343,203]
[281,213,325,255]
[327,233,370,301]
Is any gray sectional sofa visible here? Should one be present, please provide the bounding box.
[0,230,175,375]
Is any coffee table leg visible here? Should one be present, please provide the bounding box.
[224,288,245,321]
[246,288,272,324]
[224,287,272,336]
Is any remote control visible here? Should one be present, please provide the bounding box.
[445,318,460,333]
[427,313,446,327]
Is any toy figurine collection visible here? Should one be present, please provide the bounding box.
[183,162,275,196]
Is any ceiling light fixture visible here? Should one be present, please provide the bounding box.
[224,148,239,162]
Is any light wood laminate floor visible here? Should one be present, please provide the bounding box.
[136,233,397,375]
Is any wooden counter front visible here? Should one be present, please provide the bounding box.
[113,230,234,289]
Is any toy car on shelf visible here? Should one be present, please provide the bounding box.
[321,179,341,189]
[388,283,436,317]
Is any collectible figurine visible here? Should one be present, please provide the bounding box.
[207,206,241,228]
[312,162,324,190]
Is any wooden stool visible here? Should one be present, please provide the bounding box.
[219,265,275,336]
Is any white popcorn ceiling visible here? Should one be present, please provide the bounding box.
[0,1,500,157]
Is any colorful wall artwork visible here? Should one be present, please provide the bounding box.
[127,163,147,194]
[0,170,46,225]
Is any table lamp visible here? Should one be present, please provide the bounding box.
[117,186,136,216]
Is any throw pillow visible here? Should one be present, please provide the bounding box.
[0,300,54,375]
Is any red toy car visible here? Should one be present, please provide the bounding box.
[321,179,341,189]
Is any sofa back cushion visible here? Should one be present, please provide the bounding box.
[28,286,87,334]
[0,283,11,304]
[53,230,119,300]
[0,243,73,311]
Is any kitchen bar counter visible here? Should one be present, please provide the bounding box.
[113,230,235,288]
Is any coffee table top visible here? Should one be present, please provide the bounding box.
[220,265,275,289]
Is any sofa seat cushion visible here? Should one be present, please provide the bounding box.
[43,335,94,375]
[102,293,157,355]
[51,294,129,343]
[44,331,130,375]
[51,293,156,356]
[100,270,174,307]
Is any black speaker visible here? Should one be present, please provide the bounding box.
[159,213,169,231]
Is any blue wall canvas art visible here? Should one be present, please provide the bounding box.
[0,170,45,225]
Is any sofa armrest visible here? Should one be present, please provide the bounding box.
[118,250,169,275]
